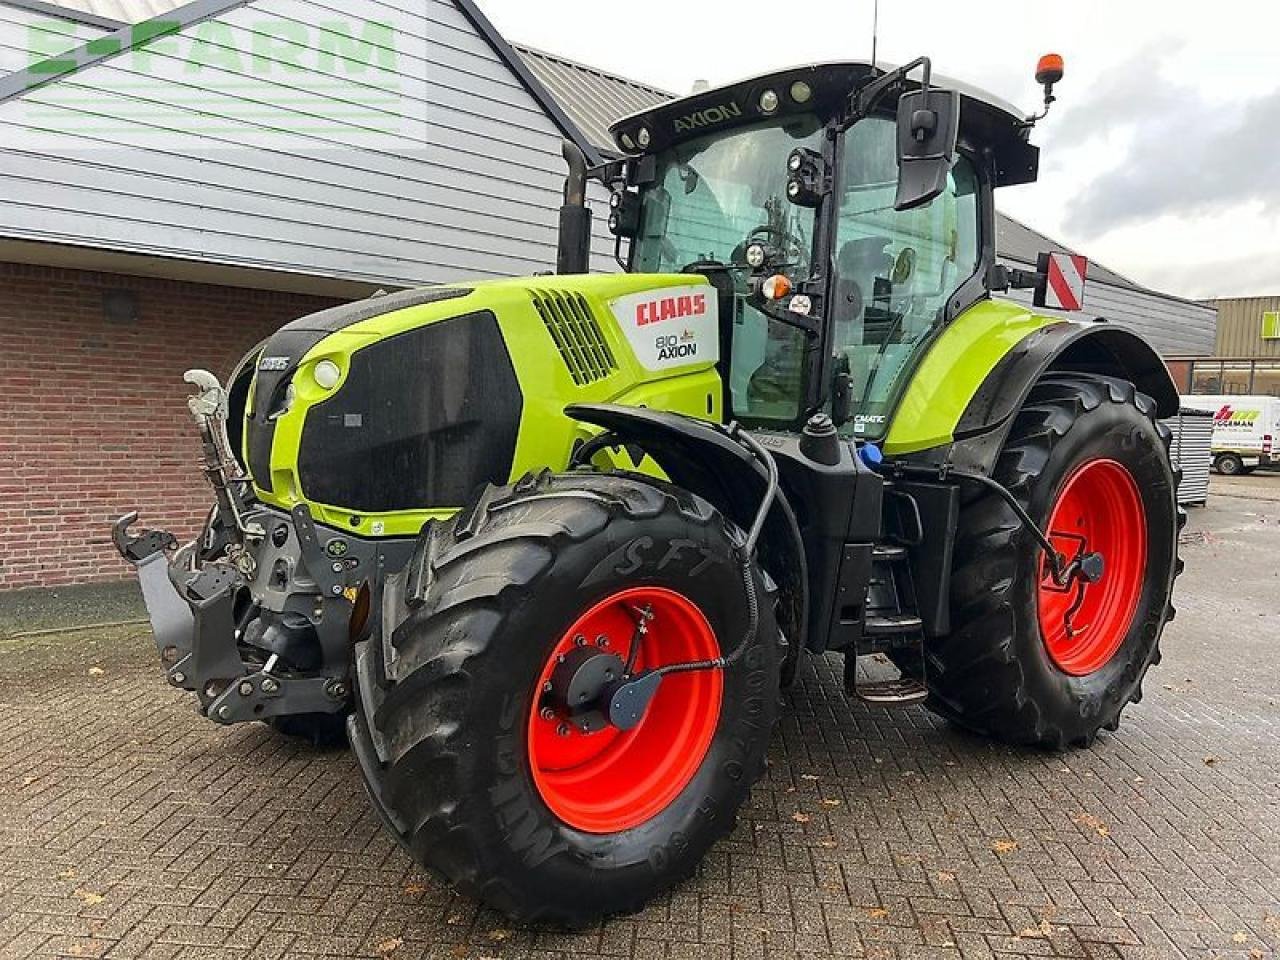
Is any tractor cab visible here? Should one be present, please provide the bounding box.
[603,60,1043,438]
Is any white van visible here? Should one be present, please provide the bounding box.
[1180,395,1280,475]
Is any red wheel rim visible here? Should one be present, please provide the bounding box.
[1036,459,1147,676]
[527,586,723,834]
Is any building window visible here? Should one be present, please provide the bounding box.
[1254,363,1280,398]
[1191,361,1222,394]
[1186,359,1280,397]
[1222,362,1252,394]
[1263,311,1280,340]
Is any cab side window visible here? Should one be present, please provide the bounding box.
[831,117,980,435]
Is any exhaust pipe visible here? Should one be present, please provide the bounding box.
[556,141,592,275]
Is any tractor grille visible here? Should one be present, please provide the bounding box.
[530,290,618,386]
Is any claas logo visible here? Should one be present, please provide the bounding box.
[1214,405,1260,426]
[635,293,708,327]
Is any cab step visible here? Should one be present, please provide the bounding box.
[864,613,923,637]
[872,543,908,562]
[855,677,928,706]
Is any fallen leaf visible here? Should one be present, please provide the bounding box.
[1264,914,1280,930]
[375,937,403,956]
[58,868,78,880]
[403,881,428,896]
[1019,918,1056,939]
[817,840,838,849]
[1204,756,1219,766]
[792,812,811,824]
[1231,932,1248,944]
[88,667,105,676]
[487,930,510,943]
[936,871,956,883]
[821,798,842,807]
[800,774,820,781]
[1250,950,1264,960]
[73,888,104,905]
[1133,776,1146,785]
[867,908,889,920]
[22,776,35,786]
[992,840,1018,855]
[1072,813,1111,839]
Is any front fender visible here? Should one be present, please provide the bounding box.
[564,403,809,666]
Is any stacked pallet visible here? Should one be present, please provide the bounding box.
[1163,409,1215,506]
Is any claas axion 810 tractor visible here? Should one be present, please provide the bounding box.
[115,54,1182,924]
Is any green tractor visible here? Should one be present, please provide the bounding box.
[115,55,1181,924]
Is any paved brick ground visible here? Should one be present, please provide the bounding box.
[1,495,1277,960]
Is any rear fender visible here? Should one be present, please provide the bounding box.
[565,404,809,660]
[915,321,1178,474]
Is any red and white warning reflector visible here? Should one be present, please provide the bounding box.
[1034,252,1089,312]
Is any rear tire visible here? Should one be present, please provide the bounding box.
[923,374,1181,749]
[349,472,780,925]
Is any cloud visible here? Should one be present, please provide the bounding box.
[1136,252,1280,301]
[1052,49,1280,238]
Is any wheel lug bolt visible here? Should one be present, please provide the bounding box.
[596,635,609,647]
[540,707,556,721]
[556,723,571,737]
[574,634,586,647]
[543,680,554,693]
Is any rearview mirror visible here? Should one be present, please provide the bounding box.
[894,88,960,211]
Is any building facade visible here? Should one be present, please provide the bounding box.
[0,0,615,590]
[1169,296,1280,398]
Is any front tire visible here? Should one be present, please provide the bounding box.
[924,374,1181,749]
[349,472,780,925]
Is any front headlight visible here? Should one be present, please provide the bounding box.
[313,359,342,390]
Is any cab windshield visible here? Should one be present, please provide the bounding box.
[632,116,825,424]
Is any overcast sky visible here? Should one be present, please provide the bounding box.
[478,0,1279,300]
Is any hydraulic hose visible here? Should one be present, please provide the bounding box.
[647,423,778,677]
[883,461,1073,585]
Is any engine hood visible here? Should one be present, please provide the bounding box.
[241,273,723,537]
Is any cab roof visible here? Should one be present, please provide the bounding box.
[609,61,1040,188]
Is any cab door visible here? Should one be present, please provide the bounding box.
[828,116,983,439]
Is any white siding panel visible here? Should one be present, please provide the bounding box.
[0,0,594,286]
[0,8,106,74]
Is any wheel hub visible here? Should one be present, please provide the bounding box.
[545,645,629,733]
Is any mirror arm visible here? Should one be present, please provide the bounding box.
[848,56,932,125]
[988,263,1044,292]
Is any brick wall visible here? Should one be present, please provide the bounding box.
[0,262,340,590]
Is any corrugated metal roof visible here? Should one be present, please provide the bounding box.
[513,43,670,155]
[19,0,187,25]
[513,44,1169,299]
